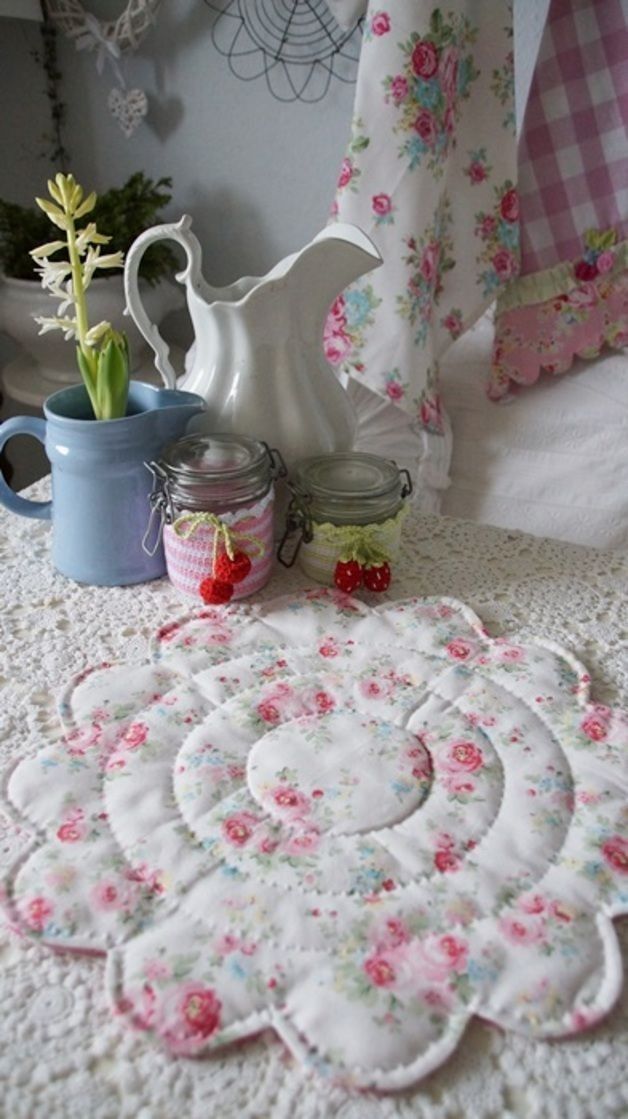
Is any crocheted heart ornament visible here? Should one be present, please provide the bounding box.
[4,591,628,1091]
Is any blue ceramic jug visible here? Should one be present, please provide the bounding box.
[0,380,205,586]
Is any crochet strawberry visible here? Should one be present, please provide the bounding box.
[362,562,391,593]
[199,576,234,605]
[214,550,252,585]
[334,558,363,593]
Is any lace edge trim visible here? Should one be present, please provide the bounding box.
[496,240,628,312]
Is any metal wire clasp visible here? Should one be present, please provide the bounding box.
[277,486,313,568]
[142,461,175,557]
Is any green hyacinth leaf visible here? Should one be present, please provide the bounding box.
[96,336,129,420]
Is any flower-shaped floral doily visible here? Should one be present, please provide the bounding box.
[4,591,628,1090]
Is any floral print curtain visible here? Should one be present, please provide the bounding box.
[326,1,518,506]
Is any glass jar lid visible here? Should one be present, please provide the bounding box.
[158,433,274,512]
[293,452,411,526]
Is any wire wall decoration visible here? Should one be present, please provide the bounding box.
[203,1,363,103]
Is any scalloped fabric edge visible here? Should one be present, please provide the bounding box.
[489,265,628,401]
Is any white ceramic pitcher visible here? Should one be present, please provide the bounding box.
[123,217,382,469]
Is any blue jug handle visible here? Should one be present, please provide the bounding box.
[0,416,52,520]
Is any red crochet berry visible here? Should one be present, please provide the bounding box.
[334,559,363,593]
[199,577,234,605]
[214,550,252,584]
[362,562,391,593]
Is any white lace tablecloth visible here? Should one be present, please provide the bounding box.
[1,479,627,1119]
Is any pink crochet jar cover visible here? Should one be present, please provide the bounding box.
[163,489,274,601]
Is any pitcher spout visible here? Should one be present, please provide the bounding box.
[285,223,383,340]
[313,222,383,286]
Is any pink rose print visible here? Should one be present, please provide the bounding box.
[179,984,221,1037]
[478,215,497,239]
[318,638,339,658]
[370,11,390,36]
[65,722,102,755]
[500,188,519,223]
[359,677,392,700]
[413,109,437,147]
[145,959,172,981]
[389,74,409,104]
[443,776,475,797]
[272,786,311,815]
[157,983,222,1055]
[441,309,464,338]
[415,933,468,982]
[518,893,546,915]
[57,819,86,843]
[424,987,454,1012]
[601,835,628,874]
[420,395,443,433]
[443,105,456,135]
[337,157,354,190]
[596,249,615,274]
[550,901,574,923]
[440,47,459,102]
[499,916,546,946]
[258,834,279,855]
[467,161,487,183]
[372,193,392,216]
[314,690,335,713]
[434,847,461,873]
[420,242,440,283]
[122,721,149,749]
[222,812,259,847]
[328,294,347,330]
[324,330,352,368]
[445,638,476,661]
[581,707,610,741]
[492,249,518,280]
[282,824,321,857]
[442,741,484,773]
[411,39,438,79]
[384,377,403,401]
[20,895,54,931]
[567,282,598,309]
[364,954,396,987]
[257,700,280,724]
[91,879,128,911]
[374,916,411,950]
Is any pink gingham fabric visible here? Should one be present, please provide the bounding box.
[490,0,628,399]
[518,0,628,274]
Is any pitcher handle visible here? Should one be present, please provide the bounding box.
[124,214,204,391]
[0,416,52,520]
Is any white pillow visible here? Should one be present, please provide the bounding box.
[440,314,628,552]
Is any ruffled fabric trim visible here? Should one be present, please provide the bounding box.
[490,263,628,401]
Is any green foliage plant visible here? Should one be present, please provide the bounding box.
[0,172,176,284]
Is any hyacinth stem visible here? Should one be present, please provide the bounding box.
[59,192,100,417]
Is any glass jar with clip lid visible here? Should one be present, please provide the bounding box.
[144,433,286,603]
[278,451,412,593]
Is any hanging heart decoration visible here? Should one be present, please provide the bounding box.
[44,0,162,136]
[108,87,148,137]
